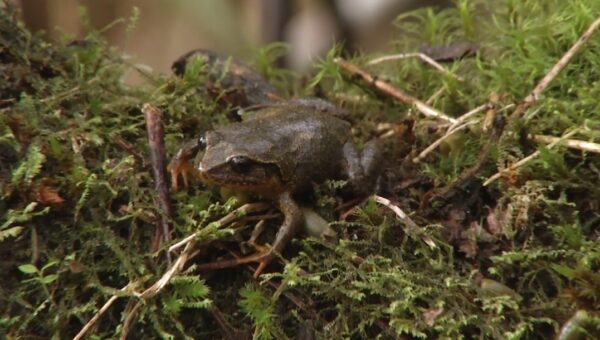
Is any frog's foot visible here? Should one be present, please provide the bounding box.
[167,158,195,191]
[197,249,276,279]
[167,139,203,190]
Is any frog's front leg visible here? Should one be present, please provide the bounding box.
[196,191,303,278]
[167,139,202,190]
[343,139,384,195]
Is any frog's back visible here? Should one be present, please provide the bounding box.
[218,105,350,189]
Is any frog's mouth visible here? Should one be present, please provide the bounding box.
[199,159,285,196]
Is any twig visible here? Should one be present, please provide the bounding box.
[373,195,436,249]
[119,300,143,340]
[111,133,149,168]
[73,284,137,340]
[168,202,270,253]
[426,87,445,105]
[142,103,173,263]
[334,58,457,124]
[210,305,239,340]
[40,77,99,103]
[447,103,491,131]
[140,203,268,300]
[483,129,579,186]
[413,119,480,163]
[140,238,198,299]
[368,52,465,82]
[510,15,600,121]
[530,134,600,154]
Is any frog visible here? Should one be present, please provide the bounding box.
[168,50,383,278]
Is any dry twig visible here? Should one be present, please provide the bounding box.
[483,129,579,186]
[142,103,173,262]
[119,300,143,340]
[111,133,149,168]
[413,119,480,163]
[373,195,436,249]
[530,134,600,154]
[509,15,600,121]
[334,58,457,124]
[73,283,139,340]
[368,52,465,82]
[169,202,271,253]
[426,87,446,105]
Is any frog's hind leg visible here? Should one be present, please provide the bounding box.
[197,192,303,278]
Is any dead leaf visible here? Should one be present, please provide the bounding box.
[458,221,479,258]
[35,184,65,204]
[423,307,444,326]
[485,209,503,235]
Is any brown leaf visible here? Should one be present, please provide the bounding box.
[485,209,503,235]
[423,307,444,326]
[458,221,480,258]
[35,184,65,204]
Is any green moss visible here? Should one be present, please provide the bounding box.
[1,0,599,338]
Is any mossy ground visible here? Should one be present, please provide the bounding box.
[1,1,599,339]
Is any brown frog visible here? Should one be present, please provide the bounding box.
[169,51,382,278]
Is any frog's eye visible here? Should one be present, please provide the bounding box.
[228,155,252,173]
[197,134,207,150]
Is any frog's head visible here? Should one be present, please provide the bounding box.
[196,131,286,196]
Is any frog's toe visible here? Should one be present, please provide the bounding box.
[167,160,194,190]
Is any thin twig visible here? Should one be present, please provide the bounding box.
[140,238,198,299]
[120,300,143,340]
[334,58,457,124]
[168,202,270,253]
[510,15,600,121]
[483,129,579,186]
[86,215,257,339]
[142,103,173,263]
[530,134,600,154]
[373,195,436,249]
[73,284,137,340]
[368,52,465,82]
[210,305,239,340]
[39,77,99,104]
[413,119,480,163]
[111,133,149,168]
[447,103,491,131]
[426,87,445,105]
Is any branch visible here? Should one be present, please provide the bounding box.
[142,103,173,263]
[334,58,457,124]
